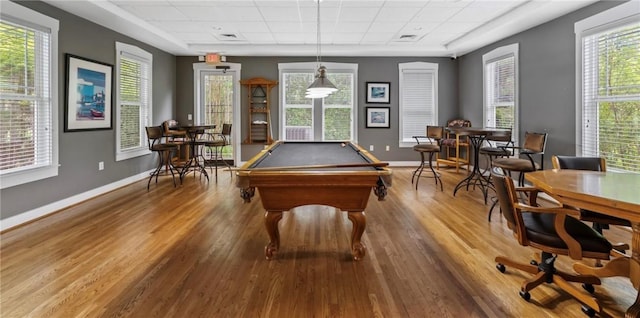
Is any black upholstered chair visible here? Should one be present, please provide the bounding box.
[412,126,444,191]
[552,155,631,258]
[492,131,547,186]
[492,167,611,316]
[145,126,179,190]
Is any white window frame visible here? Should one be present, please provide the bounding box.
[575,1,640,168]
[398,62,438,148]
[115,42,152,161]
[482,43,519,146]
[0,1,59,189]
[278,62,358,142]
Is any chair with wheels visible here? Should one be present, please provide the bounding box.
[145,126,179,190]
[412,126,444,191]
[492,131,547,186]
[492,167,612,316]
[552,155,631,262]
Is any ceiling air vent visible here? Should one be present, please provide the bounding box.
[213,33,247,42]
[392,34,422,42]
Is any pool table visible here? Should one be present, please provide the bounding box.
[236,141,392,260]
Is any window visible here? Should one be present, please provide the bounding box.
[576,2,639,172]
[398,62,438,147]
[0,2,59,189]
[115,42,152,161]
[278,62,357,142]
[483,43,519,145]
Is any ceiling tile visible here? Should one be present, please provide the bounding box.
[43,0,599,57]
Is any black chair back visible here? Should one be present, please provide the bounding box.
[491,167,518,228]
[553,156,605,172]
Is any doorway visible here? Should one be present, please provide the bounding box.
[194,63,241,165]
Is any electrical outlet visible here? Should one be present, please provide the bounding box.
[98,161,104,171]
[187,114,193,121]
[386,145,390,151]
[369,145,374,151]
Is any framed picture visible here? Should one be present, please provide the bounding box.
[366,107,390,128]
[366,82,390,104]
[64,54,113,132]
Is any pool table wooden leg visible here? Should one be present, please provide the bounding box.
[264,211,283,260]
[348,211,366,261]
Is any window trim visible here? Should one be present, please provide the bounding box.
[398,62,438,148]
[482,43,519,146]
[115,42,152,161]
[0,1,59,189]
[574,1,639,158]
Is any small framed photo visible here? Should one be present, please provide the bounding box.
[366,82,390,104]
[64,54,113,132]
[366,107,390,128]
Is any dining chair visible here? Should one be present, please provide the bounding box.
[552,155,631,263]
[492,167,611,316]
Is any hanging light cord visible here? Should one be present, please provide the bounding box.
[316,0,321,69]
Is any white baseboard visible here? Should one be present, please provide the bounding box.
[0,170,151,232]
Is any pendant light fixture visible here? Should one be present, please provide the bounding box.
[305,0,337,99]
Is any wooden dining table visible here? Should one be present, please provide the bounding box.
[526,169,640,317]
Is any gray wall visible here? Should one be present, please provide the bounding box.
[458,0,628,169]
[2,0,626,222]
[176,56,459,161]
[1,1,176,220]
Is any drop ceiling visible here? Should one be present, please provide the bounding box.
[43,0,598,57]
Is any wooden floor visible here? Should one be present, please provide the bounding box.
[0,167,635,317]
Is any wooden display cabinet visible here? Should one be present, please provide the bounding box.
[240,77,278,144]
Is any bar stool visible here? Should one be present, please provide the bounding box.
[200,123,233,181]
[412,126,444,191]
[145,126,179,190]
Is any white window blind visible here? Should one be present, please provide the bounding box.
[398,62,438,147]
[483,43,518,146]
[581,22,640,172]
[0,2,59,189]
[116,43,152,161]
[485,56,515,129]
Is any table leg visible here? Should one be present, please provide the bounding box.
[347,211,366,261]
[453,135,493,203]
[572,222,640,317]
[627,222,640,317]
[264,211,283,260]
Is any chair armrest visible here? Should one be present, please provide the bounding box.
[412,136,434,144]
[513,203,583,259]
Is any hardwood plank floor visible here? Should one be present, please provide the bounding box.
[0,167,634,317]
